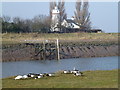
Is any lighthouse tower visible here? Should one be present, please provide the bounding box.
[51,6,60,32]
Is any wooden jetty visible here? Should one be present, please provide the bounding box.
[24,39,60,60]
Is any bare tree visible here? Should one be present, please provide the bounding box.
[2,16,11,33]
[74,0,91,30]
[32,15,50,33]
[74,0,82,24]
[58,0,67,31]
[49,0,67,31]
[2,16,11,23]
[58,0,67,22]
[13,17,21,24]
[49,1,57,19]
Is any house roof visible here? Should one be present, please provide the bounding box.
[65,19,80,26]
[65,19,75,23]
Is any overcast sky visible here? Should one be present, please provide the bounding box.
[2,1,118,33]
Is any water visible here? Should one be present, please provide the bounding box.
[2,56,118,78]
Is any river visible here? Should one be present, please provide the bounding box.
[2,56,118,78]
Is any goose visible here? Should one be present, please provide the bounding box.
[35,75,43,79]
[14,75,23,80]
[23,75,28,79]
[74,71,84,76]
[39,73,43,76]
[71,67,80,73]
[71,70,80,74]
[74,72,82,76]
[27,73,35,78]
[39,73,45,76]
[36,73,45,77]
[63,70,70,74]
[46,73,55,77]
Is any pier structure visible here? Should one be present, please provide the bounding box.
[24,39,60,60]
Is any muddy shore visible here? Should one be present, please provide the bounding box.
[2,42,119,62]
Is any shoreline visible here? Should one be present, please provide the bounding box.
[2,42,118,62]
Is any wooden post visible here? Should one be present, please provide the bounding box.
[43,41,46,60]
[56,39,60,60]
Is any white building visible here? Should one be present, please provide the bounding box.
[50,6,81,32]
[51,6,60,32]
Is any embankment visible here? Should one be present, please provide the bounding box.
[2,41,119,62]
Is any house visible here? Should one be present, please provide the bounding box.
[50,6,80,32]
[61,19,80,29]
[50,6,102,33]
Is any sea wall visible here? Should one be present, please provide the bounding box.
[2,42,119,62]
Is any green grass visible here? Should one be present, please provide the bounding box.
[2,33,119,45]
[2,70,118,88]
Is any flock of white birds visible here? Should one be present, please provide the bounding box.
[14,68,83,80]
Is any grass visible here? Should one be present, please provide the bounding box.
[2,69,118,88]
[2,33,119,45]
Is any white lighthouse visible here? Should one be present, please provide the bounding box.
[51,6,60,32]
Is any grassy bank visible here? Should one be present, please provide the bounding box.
[2,33,119,45]
[2,69,118,88]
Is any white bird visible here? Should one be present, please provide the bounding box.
[71,70,80,74]
[27,73,35,78]
[63,70,70,74]
[14,75,23,80]
[46,73,55,77]
[23,75,28,79]
[74,72,82,76]
[38,76,42,78]
[35,75,43,79]
[39,73,44,76]
[31,74,35,77]
[71,67,80,73]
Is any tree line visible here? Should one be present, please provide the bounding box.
[1,0,91,33]
[1,15,51,33]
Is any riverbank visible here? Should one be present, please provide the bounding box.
[2,69,118,88]
[2,41,118,62]
[1,33,119,62]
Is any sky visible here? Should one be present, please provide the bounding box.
[1,1,118,33]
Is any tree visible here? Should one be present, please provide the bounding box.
[49,0,67,32]
[74,0,91,30]
[49,1,57,19]
[2,16,11,33]
[58,0,67,31]
[32,15,50,33]
[2,16,11,23]
[2,14,51,33]
[58,0,67,22]
[12,17,25,32]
